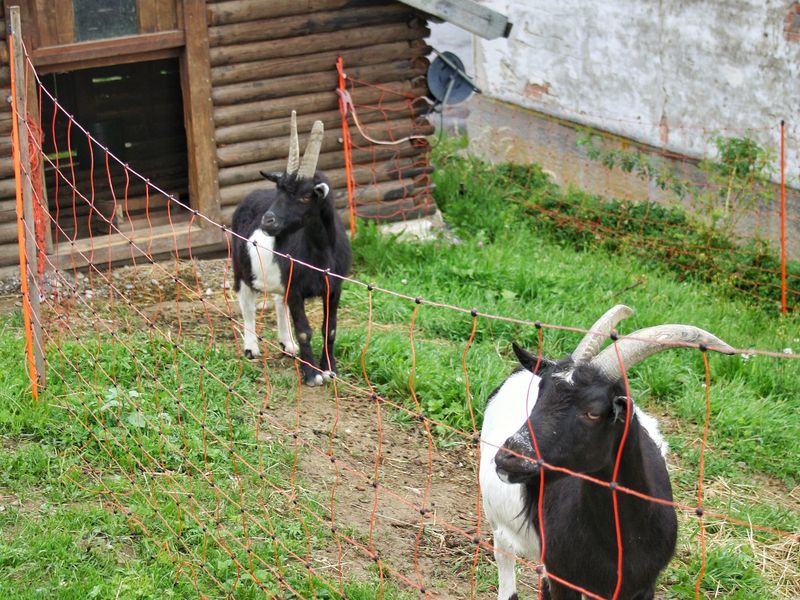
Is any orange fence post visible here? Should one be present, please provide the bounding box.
[336,56,357,238]
[9,7,45,396]
[780,120,787,316]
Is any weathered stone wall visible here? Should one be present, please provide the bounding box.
[471,0,799,183]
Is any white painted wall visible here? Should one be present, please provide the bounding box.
[470,0,800,183]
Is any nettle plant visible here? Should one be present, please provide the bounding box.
[578,131,777,236]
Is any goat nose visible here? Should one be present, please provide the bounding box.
[261,213,276,227]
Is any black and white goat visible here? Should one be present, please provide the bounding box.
[231,111,352,386]
[480,305,734,600]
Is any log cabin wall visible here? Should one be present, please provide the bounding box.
[0,16,17,269]
[206,0,436,224]
[0,0,438,273]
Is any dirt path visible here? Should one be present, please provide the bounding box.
[261,383,541,599]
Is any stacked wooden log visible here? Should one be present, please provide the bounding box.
[207,0,436,225]
[0,17,19,268]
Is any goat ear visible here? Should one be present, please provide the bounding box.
[313,182,330,199]
[612,395,630,423]
[260,171,282,183]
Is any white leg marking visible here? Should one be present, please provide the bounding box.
[237,285,260,358]
[273,293,299,355]
[493,529,518,600]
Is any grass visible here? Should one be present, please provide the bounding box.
[0,322,397,599]
[0,137,798,598]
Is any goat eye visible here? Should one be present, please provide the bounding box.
[585,411,602,421]
[299,195,312,204]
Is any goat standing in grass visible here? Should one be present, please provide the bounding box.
[480,305,734,600]
[231,111,351,386]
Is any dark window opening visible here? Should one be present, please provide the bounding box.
[40,58,189,242]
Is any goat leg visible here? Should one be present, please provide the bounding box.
[287,293,323,386]
[237,285,261,359]
[319,283,341,381]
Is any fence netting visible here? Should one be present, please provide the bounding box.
[7,37,800,600]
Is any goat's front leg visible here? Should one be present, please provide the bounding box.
[237,284,260,359]
[273,293,299,355]
[492,529,518,600]
[319,283,341,381]
[287,293,323,386]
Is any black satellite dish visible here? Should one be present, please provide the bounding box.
[427,50,479,106]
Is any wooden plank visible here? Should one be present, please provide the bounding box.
[0,219,16,243]
[157,0,179,31]
[30,30,185,69]
[209,21,427,67]
[0,158,13,178]
[208,4,413,46]
[36,47,182,75]
[6,2,40,49]
[216,117,433,167]
[220,160,432,206]
[215,100,413,145]
[213,80,426,127]
[218,143,424,187]
[51,222,225,271]
[398,0,511,39]
[217,142,424,187]
[179,0,220,224]
[207,0,391,25]
[138,0,159,33]
[211,39,427,86]
[212,59,427,106]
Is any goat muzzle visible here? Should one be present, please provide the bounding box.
[494,446,540,484]
[261,212,278,233]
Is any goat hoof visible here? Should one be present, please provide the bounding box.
[244,348,260,359]
[304,374,324,387]
[322,370,335,382]
[280,341,300,355]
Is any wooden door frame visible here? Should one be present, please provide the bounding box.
[6,0,220,232]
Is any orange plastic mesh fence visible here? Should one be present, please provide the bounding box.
[8,42,800,600]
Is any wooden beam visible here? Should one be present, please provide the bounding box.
[30,30,185,69]
[208,4,413,47]
[218,143,422,187]
[210,39,427,87]
[215,100,413,146]
[209,21,428,67]
[207,0,391,26]
[398,0,511,39]
[212,59,427,106]
[50,222,225,271]
[179,0,221,225]
[213,80,427,127]
[216,117,433,168]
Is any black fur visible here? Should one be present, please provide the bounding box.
[231,171,352,384]
[496,353,677,600]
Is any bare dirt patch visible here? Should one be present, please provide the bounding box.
[260,384,541,599]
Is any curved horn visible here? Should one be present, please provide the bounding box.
[286,110,300,175]
[297,120,324,179]
[591,324,736,381]
[571,304,635,364]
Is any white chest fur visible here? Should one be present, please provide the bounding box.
[247,229,284,294]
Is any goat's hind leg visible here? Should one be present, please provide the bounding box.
[319,284,341,381]
[287,293,323,386]
[237,285,260,359]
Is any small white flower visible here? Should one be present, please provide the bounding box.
[782,348,793,355]
[740,353,752,362]
[401,278,408,285]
